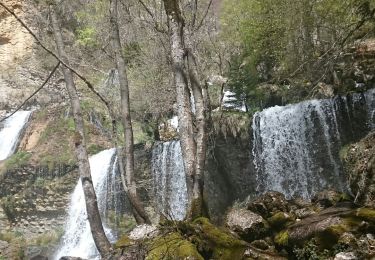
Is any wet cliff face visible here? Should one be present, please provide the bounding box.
[203,89,375,222]
[205,131,255,222]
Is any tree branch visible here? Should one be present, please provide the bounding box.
[137,0,167,33]
[195,0,212,31]
[0,62,61,122]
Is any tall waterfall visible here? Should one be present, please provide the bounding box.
[152,140,188,220]
[0,111,32,160]
[252,89,375,199]
[54,149,118,260]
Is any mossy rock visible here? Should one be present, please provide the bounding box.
[191,217,248,259]
[355,208,375,222]
[315,224,349,248]
[275,230,289,246]
[146,232,203,260]
[115,235,134,249]
[268,212,293,229]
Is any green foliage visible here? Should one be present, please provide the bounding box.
[4,152,32,170]
[123,42,142,67]
[87,144,105,155]
[293,239,331,260]
[76,27,97,47]
[1,196,17,221]
[33,177,46,188]
[221,0,375,102]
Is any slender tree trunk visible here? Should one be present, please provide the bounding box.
[109,0,150,224]
[163,0,196,210]
[162,0,208,219]
[49,5,111,257]
[186,51,207,218]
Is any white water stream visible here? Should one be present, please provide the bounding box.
[0,111,32,160]
[152,140,188,220]
[54,149,117,260]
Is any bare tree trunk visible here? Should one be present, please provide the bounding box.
[162,0,208,219]
[186,51,207,218]
[163,0,196,210]
[49,5,112,257]
[109,0,150,224]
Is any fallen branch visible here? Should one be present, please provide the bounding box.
[0,62,61,122]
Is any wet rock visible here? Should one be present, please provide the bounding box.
[311,189,344,208]
[129,224,158,240]
[247,191,289,218]
[278,204,354,246]
[226,208,269,241]
[294,208,316,219]
[334,252,357,260]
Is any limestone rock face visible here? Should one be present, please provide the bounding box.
[226,208,269,241]
[0,0,66,110]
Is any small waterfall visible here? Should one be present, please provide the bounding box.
[152,140,188,220]
[54,149,118,260]
[252,89,375,199]
[0,111,32,160]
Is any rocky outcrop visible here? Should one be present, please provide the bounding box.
[247,191,290,218]
[0,0,67,110]
[225,208,269,241]
[343,131,375,207]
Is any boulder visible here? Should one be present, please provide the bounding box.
[247,191,289,218]
[129,224,158,240]
[334,252,357,260]
[267,212,293,229]
[311,189,344,208]
[226,208,269,241]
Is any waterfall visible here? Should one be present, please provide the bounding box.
[0,111,32,160]
[152,140,188,220]
[54,149,118,260]
[252,89,375,199]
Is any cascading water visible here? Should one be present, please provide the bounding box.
[0,111,32,160]
[54,149,118,260]
[152,140,188,220]
[252,89,375,199]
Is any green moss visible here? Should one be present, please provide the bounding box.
[316,225,348,248]
[356,208,375,222]
[192,217,247,259]
[268,212,292,229]
[115,235,134,249]
[275,230,289,246]
[339,144,351,160]
[146,232,203,260]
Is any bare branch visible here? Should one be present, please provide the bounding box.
[195,0,213,31]
[137,0,167,33]
[0,62,61,122]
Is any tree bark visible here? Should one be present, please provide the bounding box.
[162,0,208,219]
[49,5,112,257]
[109,0,150,224]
